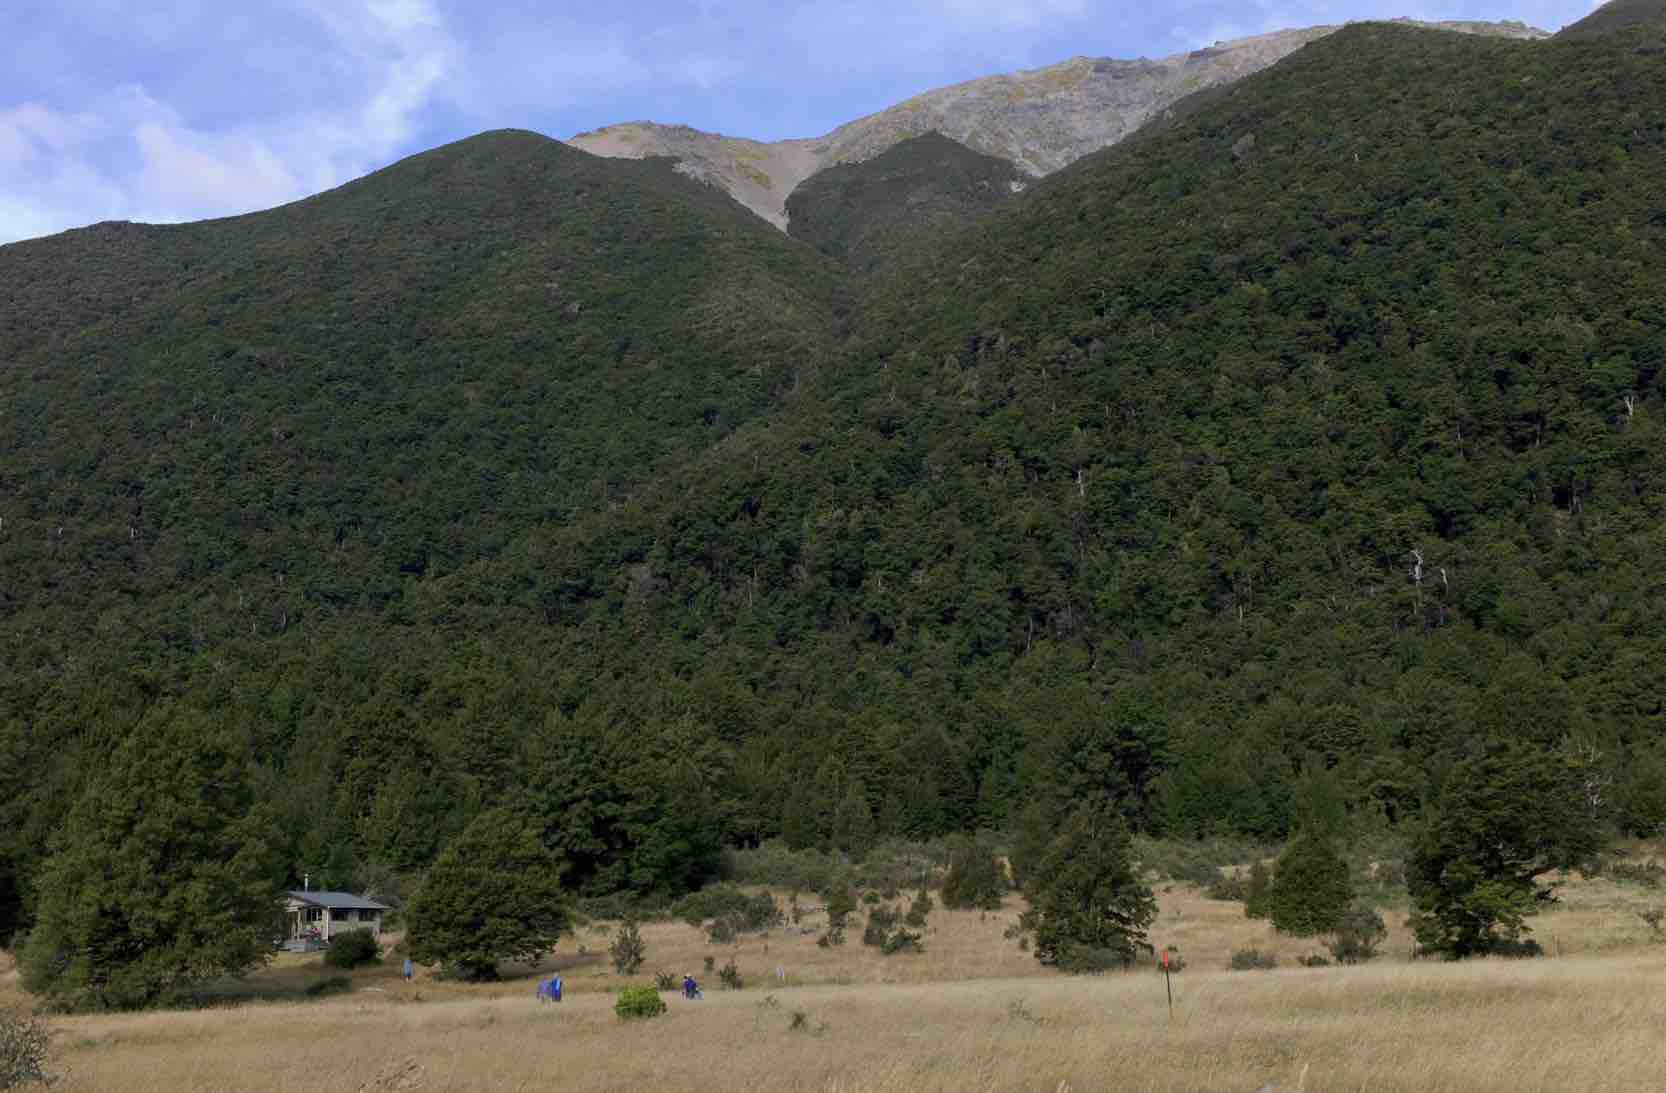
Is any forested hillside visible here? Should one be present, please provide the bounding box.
[786,133,1027,272]
[5,12,1666,945]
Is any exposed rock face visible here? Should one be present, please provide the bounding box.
[568,18,1548,228]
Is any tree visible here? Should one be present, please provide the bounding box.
[1017,804,1155,972]
[610,917,645,975]
[1243,859,1272,920]
[940,836,1007,910]
[406,809,570,981]
[830,781,876,858]
[1408,744,1601,958]
[1268,831,1352,936]
[20,708,279,1011]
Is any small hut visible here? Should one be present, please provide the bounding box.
[281,889,390,951]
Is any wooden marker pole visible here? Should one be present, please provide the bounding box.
[1162,948,1173,1020]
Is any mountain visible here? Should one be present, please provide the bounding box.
[568,18,1547,228]
[785,132,1029,272]
[1558,0,1666,35]
[6,11,1666,935]
[0,129,846,670]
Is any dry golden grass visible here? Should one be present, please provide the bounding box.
[10,865,1666,1092]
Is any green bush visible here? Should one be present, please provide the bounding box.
[610,918,646,975]
[653,971,677,991]
[305,975,353,998]
[673,885,781,941]
[323,929,382,970]
[903,889,933,928]
[1298,954,1332,968]
[1327,907,1387,964]
[1269,832,1352,937]
[1228,948,1278,971]
[941,838,1006,910]
[1244,860,1272,920]
[718,959,743,990]
[614,985,667,1020]
[0,1010,53,1089]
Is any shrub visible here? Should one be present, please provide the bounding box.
[323,929,382,970]
[880,927,923,954]
[610,918,645,975]
[1298,954,1332,967]
[1228,948,1278,971]
[1205,872,1247,902]
[703,955,715,974]
[673,885,782,942]
[823,882,854,946]
[0,1010,53,1089]
[789,1010,809,1032]
[1244,860,1272,919]
[1269,832,1351,936]
[654,971,677,991]
[614,985,667,1020]
[941,838,1006,910]
[861,907,899,947]
[305,975,353,998]
[718,959,743,990]
[1158,948,1186,973]
[904,889,932,928]
[1608,861,1666,888]
[1327,907,1387,964]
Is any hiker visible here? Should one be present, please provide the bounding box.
[682,973,700,1000]
[402,958,414,982]
[551,975,563,1002]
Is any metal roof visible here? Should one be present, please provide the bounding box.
[285,890,390,911]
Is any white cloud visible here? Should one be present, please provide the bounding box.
[0,0,456,244]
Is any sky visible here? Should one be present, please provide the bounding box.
[0,0,1605,244]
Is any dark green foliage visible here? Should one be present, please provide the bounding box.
[718,958,743,990]
[653,971,677,991]
[304,975,353,998]
[406,809,570,981]
[823,883,855,946]
[673,885,781,941]
[7,16,1666,944]
[1244,861,1272,920]
[614,985,667,1020]
[1228,949,1278,971]
[904,888,933,928]
[787,132,1027,272]
[1557,0,1666,37]
[323,929,382,970]
[1018,805,1156,972]
[1408,744,1602,958]
[610,918,646,975]
[1269,832,1352,937]
[0,1011,52,1089]
[941,838,1006,911]
[859,905,922,953]
[1327,906,1388,964]
[20,710,278,1012]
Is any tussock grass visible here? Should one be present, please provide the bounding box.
[8,868,1666,1091]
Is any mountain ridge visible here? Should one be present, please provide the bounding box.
[568,18,1548,228]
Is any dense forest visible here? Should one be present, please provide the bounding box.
[3,7,1666,951]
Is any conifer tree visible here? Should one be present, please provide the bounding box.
[21,708,279,1011]
[1018,804,1155,972]
[1268,831,1352,937]
[1243,859,1272,920]
[407,808,570,981]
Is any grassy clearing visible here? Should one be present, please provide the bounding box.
[8,860,1666,1091]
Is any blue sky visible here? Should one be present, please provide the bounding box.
[0,0,1601,243]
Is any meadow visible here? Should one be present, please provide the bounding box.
[7,865,1666,1092]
